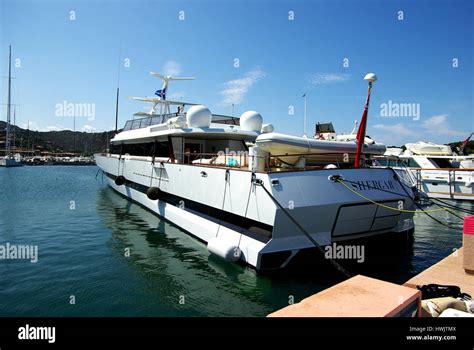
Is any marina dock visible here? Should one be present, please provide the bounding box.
[404,247,473,297]
[268,247,473,317]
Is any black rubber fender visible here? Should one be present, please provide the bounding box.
[115,175,126,186]
[146,187,161,200]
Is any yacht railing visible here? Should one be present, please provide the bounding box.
[123,113,176,131]
[103,150,390,172]
[121,113,240,132]
[411,168,474,196]
[175,151,259,169]
[175,151,371,172]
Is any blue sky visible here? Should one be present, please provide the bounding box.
[1,0,472,145]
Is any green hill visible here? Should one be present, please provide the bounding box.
[0,121,116,156]
[1,121,473,156]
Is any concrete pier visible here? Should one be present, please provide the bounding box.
[268,275,421,317]
[268,247,473,317]
[404,247,473,297]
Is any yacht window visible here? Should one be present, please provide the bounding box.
[429,158,452,168]
[402,158,421,168]
[123,121,133,131]
[140,118,152,128]
[117,142,170,157]
[110,144,121,154]
[315,122,335,133]
[131,120,141,130]
[184,143,202,163]
[155,142,170,157]
[150,116,162,126]
[122,142,153,157]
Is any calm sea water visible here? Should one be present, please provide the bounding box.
[0,166,470,316]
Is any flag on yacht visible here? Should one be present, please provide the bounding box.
[155,88,166,99]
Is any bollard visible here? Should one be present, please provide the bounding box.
[463,215,474,274]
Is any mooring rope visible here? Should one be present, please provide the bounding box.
[337,179,455,214]
[337,178,465,230]
[252,175,351,278]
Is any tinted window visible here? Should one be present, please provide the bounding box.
[122,142,154,157]
[429,158,452,168]
[155,142,170,157]
[110,144,121,154]
[119,142,170,157]
[402,158,421,168]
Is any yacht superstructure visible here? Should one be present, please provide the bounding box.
[95,72,416,270]
[375,144,474,201]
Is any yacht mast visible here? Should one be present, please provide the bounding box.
[5,45,12,157]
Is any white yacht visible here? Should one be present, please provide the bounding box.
[95,72,417,270]
[374,143,474,201]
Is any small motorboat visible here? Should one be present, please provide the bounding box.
[405,141,452,156]
[255,132,386,165]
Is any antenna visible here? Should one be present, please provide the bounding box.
[150,72,194,98]
[302,93,307,137]
[351,120,358,135]
[149,72,194,114]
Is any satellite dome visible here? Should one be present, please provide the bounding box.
[186,105,212,128]
[240,111,263,132]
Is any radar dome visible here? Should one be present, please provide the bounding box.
[186,105,212,128]
[261,123,274,133]
[240,111,263,132]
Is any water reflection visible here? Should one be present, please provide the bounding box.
[96,186,468,316]
[97,187,274,316]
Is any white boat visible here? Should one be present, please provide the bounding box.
[374,145,474,201]
[256,129,385,167]
[0,157,22,167]
[94,71,416,270]
[405,141,453,156]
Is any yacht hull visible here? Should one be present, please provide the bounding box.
[0,158,22,167]
[96,154,416,270]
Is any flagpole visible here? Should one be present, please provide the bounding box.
[354,73,377,168]
[114,43,122,134]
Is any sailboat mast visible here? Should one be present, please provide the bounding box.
[13,106,16,153]
[5,45,12,156]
